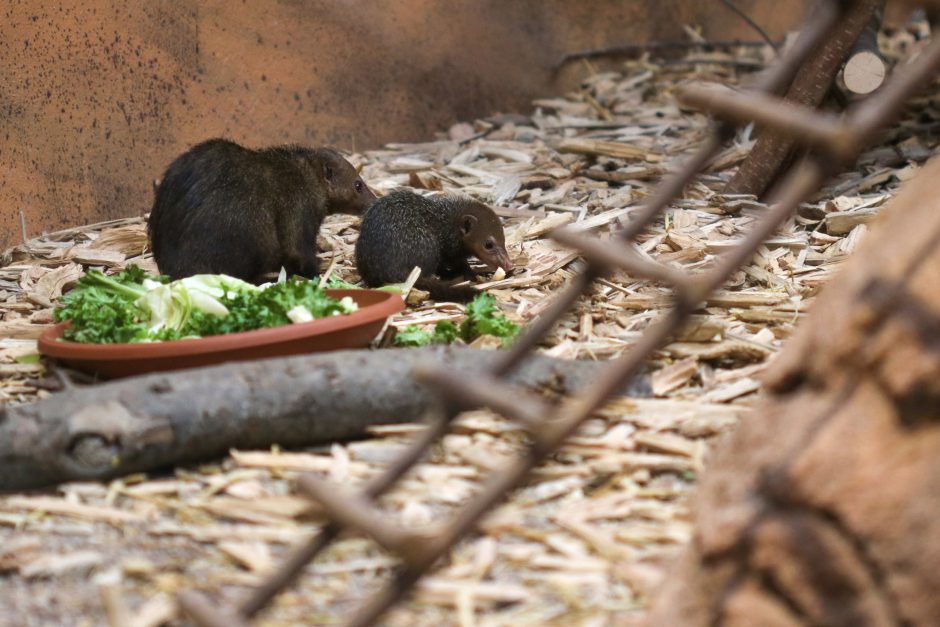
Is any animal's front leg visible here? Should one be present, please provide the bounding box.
[439,257,477,281]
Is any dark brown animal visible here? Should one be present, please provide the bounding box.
[354,190,512,302]
[148,138,374,281]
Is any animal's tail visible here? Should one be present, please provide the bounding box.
[415,277,478,303]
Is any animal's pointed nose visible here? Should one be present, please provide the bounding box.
[497,250,513,273]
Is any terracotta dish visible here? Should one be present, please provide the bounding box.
[38,289,405,379]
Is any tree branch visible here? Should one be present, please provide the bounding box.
[0,347,650,493]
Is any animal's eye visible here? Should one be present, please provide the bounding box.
[354,180,364,193]
[484,240,495,250]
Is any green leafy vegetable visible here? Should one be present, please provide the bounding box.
[161,277,358,340]
[434,320,460,344]
[393,321,460,347]
[54,266,165,344]
[459,293,520,344]
[324,276,412,296]
[54,265,358,344]
[139,274,257,335]
[393,294,518,348]
[14,352,40,364]
[324,277,361,290]
[392,326,435,347]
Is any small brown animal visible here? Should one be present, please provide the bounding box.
[148,138,375,281]
[354,190,513,301]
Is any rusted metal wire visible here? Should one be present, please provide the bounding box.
[679,84,853,160]
[177,590,249,627]
[176,1,940,624]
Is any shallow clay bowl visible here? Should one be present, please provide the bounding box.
[38,289,405,379]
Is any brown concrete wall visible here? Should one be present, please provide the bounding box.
[0,1,809,251]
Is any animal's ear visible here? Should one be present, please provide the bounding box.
[323,161,335,182]
[460,214,478,236]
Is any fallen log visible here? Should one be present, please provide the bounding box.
[648,155,940,623]
[0,347,650,493]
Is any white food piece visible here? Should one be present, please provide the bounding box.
[287,305,314,323]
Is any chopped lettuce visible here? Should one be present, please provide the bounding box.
[324,277,361,290]
[139,274,257,334]
[324,276,411,296]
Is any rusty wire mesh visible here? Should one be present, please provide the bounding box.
[176,1,940,625]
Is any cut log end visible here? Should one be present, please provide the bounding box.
[843,50,887,95]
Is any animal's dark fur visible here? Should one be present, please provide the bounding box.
[354,190,512,302]
[148,138,374,281]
